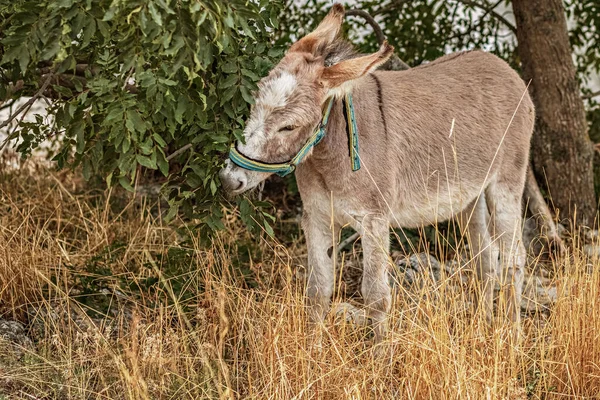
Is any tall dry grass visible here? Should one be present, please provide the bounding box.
[1,162,599,399]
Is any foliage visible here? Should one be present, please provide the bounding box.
[276,0,518,67]
[1,0,599,232]
[0,0,282,232]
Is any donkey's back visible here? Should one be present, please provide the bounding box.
[344,50,534,228]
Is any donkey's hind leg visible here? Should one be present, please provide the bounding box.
[485,179,526,326]
[459,195,499,324]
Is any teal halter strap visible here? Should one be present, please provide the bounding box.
[229,93,361,177]
[343,93,361,172]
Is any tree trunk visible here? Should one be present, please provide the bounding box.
[512,0,596,226]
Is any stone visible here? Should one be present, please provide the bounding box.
[521,273,558,314]
[391,252,443,288]
[0,319,33,358]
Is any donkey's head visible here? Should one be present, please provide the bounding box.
[219,4,393,196]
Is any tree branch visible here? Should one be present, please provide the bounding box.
[345,9,386,46]
[371,1,412,17]
[337,232,360,253]
[453,0,517,33]
[372,0,516,34]
[345,9,411,70]
[0,73,53,132]
[446,0,503,42]
[583,90,600,100]
[166,143,193,161]
[0,98,17,112]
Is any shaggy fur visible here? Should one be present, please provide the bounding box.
[220,4,533,343]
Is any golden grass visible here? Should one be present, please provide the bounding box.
[1,162,599,399]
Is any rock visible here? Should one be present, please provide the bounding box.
[27,301,121,342]
[0,319,33,358]
[391,252,443,288]
[521,273,557,314]
[583,244,600,260]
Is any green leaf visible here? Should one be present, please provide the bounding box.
[175,96,188,124]
[148,2,163,26]
[240,86,254,104]
[240,198,251,217]
[241,68,260,81]
[18,49,30,72]
[221,61,238,74]
[0,46,21,65]
[164,203,179,221]
[136,154,157,169]
[127,110,146,133]
[119,176,135,192]
[82,157,92,180]
[267,46,284,58]
[153,133,167,147]
[74,121,85,154]
[157,153,169,176]
[97,20,110,38]
[81,19,96,48]
[219,74,238,89]
[263,220,274,238]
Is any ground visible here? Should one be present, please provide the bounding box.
[0,158,599,399]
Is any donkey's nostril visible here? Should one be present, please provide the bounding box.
[234,179,245,191]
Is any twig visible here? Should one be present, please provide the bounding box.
[122,67,135,91]
[1,101,35,152]
[0,98,17,112]
[337,232,360,253]
[453,0,517,33]
[446,0,503,42]
[8,71,137,100]
[583,90,600,100]
[372,0,516,34]
[166,143,193,161]
[0,73,53,132]
[371,1,412,17]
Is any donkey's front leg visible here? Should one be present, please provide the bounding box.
[302,210,336,330]
[360,215,391,343]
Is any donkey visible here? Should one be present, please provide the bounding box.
[219,4,533,342]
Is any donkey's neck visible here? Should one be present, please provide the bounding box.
[311,76,379,169]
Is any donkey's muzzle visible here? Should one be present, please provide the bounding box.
[219,160,248,196]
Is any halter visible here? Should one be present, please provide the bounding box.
[228,93,361,177]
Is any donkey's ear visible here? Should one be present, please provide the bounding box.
[289,3,345,55]
[320,42,394,88]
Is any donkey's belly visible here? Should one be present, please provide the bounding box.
[389,183,483,228]
[390,200,462,228]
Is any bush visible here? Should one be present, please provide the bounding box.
[0,0,283,232]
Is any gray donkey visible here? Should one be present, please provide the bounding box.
[219,4,533,342]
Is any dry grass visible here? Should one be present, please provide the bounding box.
[1,162,599,399]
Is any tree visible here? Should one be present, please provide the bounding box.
[512,0,596,226]
[0,0,282,233]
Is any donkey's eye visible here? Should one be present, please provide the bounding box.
[280,125,299,132]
